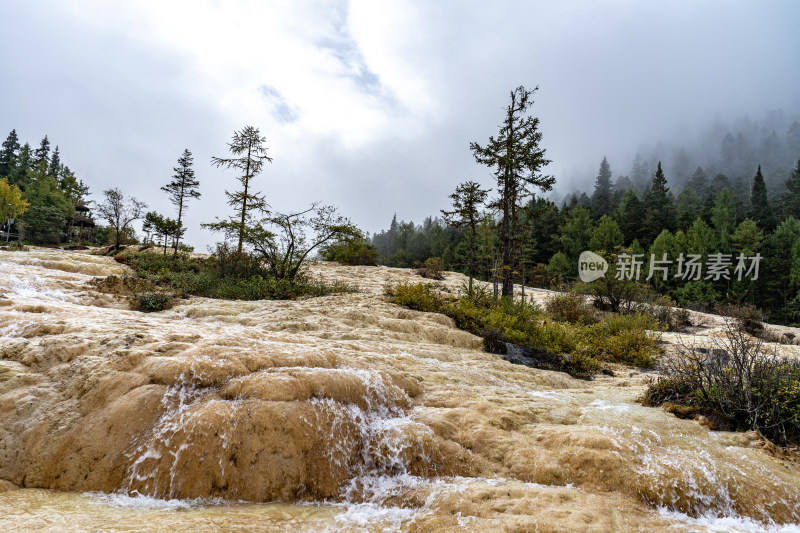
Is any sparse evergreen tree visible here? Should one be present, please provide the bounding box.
[558,205,593,268]
[162,148,200,256]
[144,211,182,254]
[9,143,31,188]
[730,219,764,257]
[783,160,800,220]
[588,215,623,252]
[647,230,677,290]
[685,218,715,259]
[48,146,61,180]
[546,251,570,283]
[614,189,643,244]
[205,126,272,254]
[0,130,20,177]
[33,136,50,167]
[470,85,554,298]
[642,162,677,241]
[748,165,776,231]
[58,166,89,204]
[711,188,738,251]
[441,180,490,294]
[685,166,709,195]
[676,186,701,230]
[591,156,613,217]
[630,154,650,194]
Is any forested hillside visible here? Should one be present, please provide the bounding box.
[370,110,800,325]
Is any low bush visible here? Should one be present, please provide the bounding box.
[116,249,357,302]
[545,292,597,325]
[581,313,661,367]
[388,282,662,379]
[135,291,175,312]
[321,239,378,266]
[716,302,764,337]
[415,257,445,280]
[646,311,800,445]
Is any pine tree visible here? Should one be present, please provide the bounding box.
[647,230,677,290]
[614,189,643,244]
[685,166,709,195]
[730,219,764,257]
[48,146,61,180]
[784,160,800,219]
[588,215,623,252]
[591,156,613,217]
[711,188,737,251]
[33,136,50,167]
[558,205,593,263]
[748,165,776,231]
[205,126,272,254]
[630,154,650,194]
[441,181,490,294]
[676,186,701,230]
[470,85,554,298]
[642,162,677,241]
[58,166,89,203]
[161,148,200,256]
[0,130,20,177]
[10,144,32,188]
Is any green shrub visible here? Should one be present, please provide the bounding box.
[415,257,445,280]
[387,282,663,379]
[388,282,446,313]
[321,239,378,266]
[545,292,597,324]
[116,249,356,302]
[581,313,661,367]
[136,291,175,312]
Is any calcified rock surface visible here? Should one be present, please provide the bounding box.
[1,250,800,532]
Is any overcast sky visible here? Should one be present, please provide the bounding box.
[2,0,799,249]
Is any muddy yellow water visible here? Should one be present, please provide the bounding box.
[1,249,799,532]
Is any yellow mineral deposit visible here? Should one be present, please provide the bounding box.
[1,249,799,532]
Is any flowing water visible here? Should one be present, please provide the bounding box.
[1,249,800,532]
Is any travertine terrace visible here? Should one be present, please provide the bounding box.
[1,249,799,532]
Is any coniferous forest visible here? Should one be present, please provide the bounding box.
[367,109,800,326]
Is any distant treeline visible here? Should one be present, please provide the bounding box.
[569,109,800,202]
[372,156,800,326]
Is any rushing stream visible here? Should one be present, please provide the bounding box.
[1,250,799,532]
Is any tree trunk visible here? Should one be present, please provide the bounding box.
[238,143,253,255]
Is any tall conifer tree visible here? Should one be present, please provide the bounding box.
[162,148,200,256]
[591,156,613,217]
[748,165,776,230]
[0,130,20,177]
[33,136,50,166]
[470,85,554,298]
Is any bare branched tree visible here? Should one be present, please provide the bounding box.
[97,188,146,249]
[247,203,359,281]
